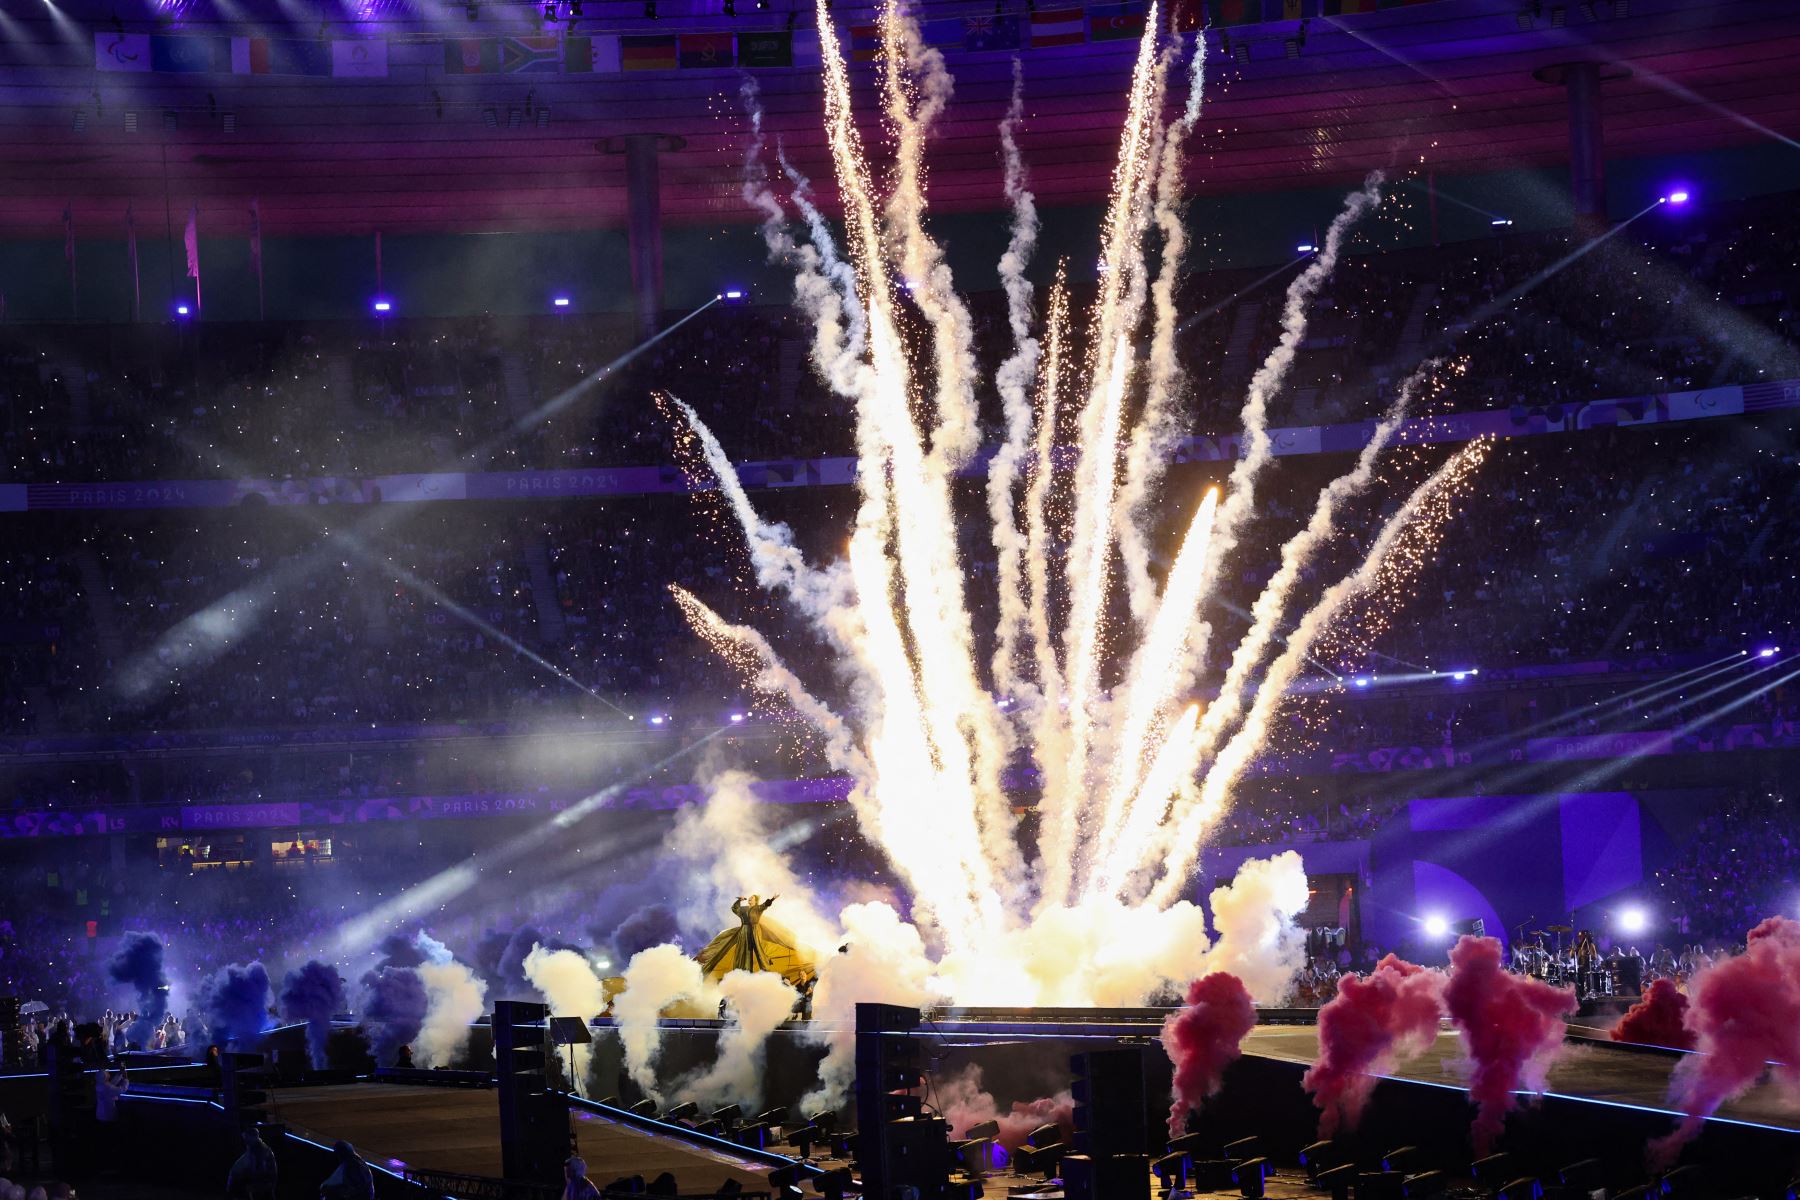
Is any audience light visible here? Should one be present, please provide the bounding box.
[720,288,746,301]
[1618,906,1648,935]
[1421,914,1450,939]
[552,296,571,308]
[729,712,745,724]
[1491,218,1514,227]
[1759,646,1780,658]
[175,303,191,317]
[372,298,393,313]
[1352,676,1371,688]
[648,713,666,726]
[1296,243,1316,253]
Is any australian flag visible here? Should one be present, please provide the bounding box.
[963,14,1023,50]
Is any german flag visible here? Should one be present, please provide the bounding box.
[620,34,677,70]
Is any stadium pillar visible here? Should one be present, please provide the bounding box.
[1537,61,1625,230]
[625,133,666,339]
[1566,62,1605,224]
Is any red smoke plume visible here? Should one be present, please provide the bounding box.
[1163,972,1258,1137]
[1443,934,1575,1154]
[1609,978,1695,1051]
[1304,954,1448,1137]
[1649,916,1800,1165]
[936,1063,1075,1150]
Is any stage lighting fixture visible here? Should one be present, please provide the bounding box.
[1618,906,1648,934]
[175,304,192,317]
[954,1136,999,1173]
[1012,1143,1065,1177]
[1318,1164,1357,1200]
[1663,189,1691,205]
[629,1098,658,1116]
[728,712,745,723]
[1404,1171,1448,1198]
[963,1120,1000,1142]
[712,1104,742,1125]
[766,1164,803,1188]
[755,1106,788,1126]
[1383,1147,1420,1173]
[812,1167,853,1199]
[647,1173,678,1196]
[1498,1178,1543,1200]
[1353,675,1370,687]
[1235,1157,1270,1198]
[1225,1137,1261,1163]
[373,299,393,313]
[1296,243,1316,253]
[1560,1159,1603,1190]
[1422,914,1450,938]
[1167,1132,1209,1156]
[665,1101,699,1120]
[1472,1154,1514,1185]
[1026,1123,1061,1147]
[543,0,555,19]
[553,296,571,308]
[1759,646,1779,657]
[648,713,666,726]
[1491,218,1513,226]
[721,288,746,301]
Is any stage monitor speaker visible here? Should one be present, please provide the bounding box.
[493,1000,567,1183]
[1071,1047,1154,1156]
[1063,1152,1151,1200]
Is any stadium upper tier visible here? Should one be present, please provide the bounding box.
[0,0,1795,236]
[4,198,1798,486]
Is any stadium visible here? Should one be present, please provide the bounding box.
[0,0,1797,1196]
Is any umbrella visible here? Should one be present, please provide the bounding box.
[20,1000,49,1015]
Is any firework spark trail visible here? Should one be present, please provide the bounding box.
[880,8,980,475]
[1119,32,1208,624]
[669,395,855,639]
[866,0,1022,897]
[1097,364,1437,898]
[1087,485,1219,895]
[812,0,1007,939]
[987,59,1042,701]
[1146,439,1491,908]
[1057,337,1134,895]
[1170,175,1385,689]
[669,586,872,785]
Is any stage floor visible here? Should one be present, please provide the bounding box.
[1241,1026,1800,1133]
[273,1082,776,1190]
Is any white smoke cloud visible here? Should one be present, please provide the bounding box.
[676,969,799,1114]
[415,957,487,1070]
[801,902,936,1115]
[614,944,718,1105]
[523,943,609,1089]
[1199,851,1310,1003]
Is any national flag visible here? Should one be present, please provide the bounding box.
[184,204,201,314]
[563,35,595,72]
[902,16,954,46]
[738,30,793,68]
[95,32,152,72]
[1207,0,1261,26]
[443,38,501,74]
[848,23,883,61]
[678,32,735,69]
[1089,3,1148,40]
[332,39,389,77]
[151,35,227,74]
[233,37,332,76]
[620,35,677,70]
[1029,7,1086,46]
[963,13,1022,51]
[1323,0,1377,11]
[497,35,564,72]
[126,204,140,322]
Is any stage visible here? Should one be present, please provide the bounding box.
[273,1082,776,1191]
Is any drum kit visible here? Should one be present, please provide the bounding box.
[1511,925,1628,999]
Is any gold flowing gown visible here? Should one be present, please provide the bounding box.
[696,895,816,988]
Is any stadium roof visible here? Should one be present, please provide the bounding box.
[0,0,1793,237]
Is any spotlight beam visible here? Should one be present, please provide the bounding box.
[1176,254,1311,333]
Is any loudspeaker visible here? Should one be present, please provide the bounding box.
[1063,1152,1151,1200]
[1070,1047,1154,1156]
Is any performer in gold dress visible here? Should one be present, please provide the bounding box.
[696,894,816,988]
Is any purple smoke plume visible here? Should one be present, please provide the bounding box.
[107,931,169,1046]
[200,961,273,1050]
[280,960,348,1070]
[359,966,428,1066]
[375,931,427,971]
[612,905,682,964]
